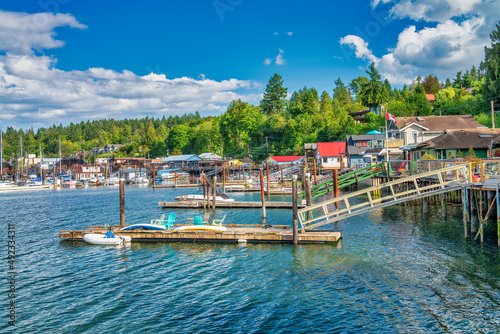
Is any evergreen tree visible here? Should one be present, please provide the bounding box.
[260,73,288,115]
[333,78,351,106]
[483,22,500,100]
[422,75,440,94]
[359,63,387,108]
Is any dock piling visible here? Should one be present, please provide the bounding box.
[119,180,125,226]
[213,176,217,209]
[260,173,266,219]
[292,175,298,244]
[441,193,446,218]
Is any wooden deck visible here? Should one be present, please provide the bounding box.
[158,201,305,209]
[59,225,341,244]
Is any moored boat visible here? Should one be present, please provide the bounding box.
[83,232,131,245]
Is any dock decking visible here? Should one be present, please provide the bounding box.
[59,225,341,244]
[158,201,305,209]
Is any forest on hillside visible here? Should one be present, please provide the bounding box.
[1,23,500,163]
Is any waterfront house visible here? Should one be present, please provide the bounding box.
[92,147,104,155]
[72,164,104,180]
[406,129,500,159]
[264,156,304,166]
[395,115,486,160]
[161,154,202,169]
[315,142,347,170]
[304,143,317,163]
[346,134,384,168]
[239,157,255,167]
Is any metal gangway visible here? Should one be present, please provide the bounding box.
[297,164,471,231]
[268,165,301,180]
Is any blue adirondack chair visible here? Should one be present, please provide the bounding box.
[165,213,176,230]
[193,215,204,225]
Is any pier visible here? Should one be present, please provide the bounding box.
[59,225,341,244]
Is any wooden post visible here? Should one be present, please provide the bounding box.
[423,197,428,214]
[202,173,206,210]
[174,171,177,189]
[480,189,484,243]
[212,176,217,209]
[305,173,312,220]
[105,164,108,186]
[134,165,137,184]
[266,163,270,196]
[223,166,226,193]
[441,193,446,218]
[42,169,46,185]
[260,173,266,219]
[463,188,468,239]
[292,175,298,245]
[153,171,156,189]
[119,180,125,226]
[313,159,317,185]
[471,190,477,234]
[334,169,339,208]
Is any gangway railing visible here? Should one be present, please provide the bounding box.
[299,162,386,200]
[297,164,470,231]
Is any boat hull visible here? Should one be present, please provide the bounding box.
[83,233,131,245]
[174,225,227,232]
[120,224,167,231]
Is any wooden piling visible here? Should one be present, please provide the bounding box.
[305,173,312,220]
[334,169,339,209]
[260,173,266,219]
[153,171,156,189]
[42,169,46,185]
[223,167,226,192]
[423,197,428,214]
[313,159,317,185]
[174,171,177,189]
[266,163,270,196]
[463,189,468,239]
[212,176,217,209]
[202,173,206,210]
[441,193,446,218]
[471,190,477,234]
[119,180,125,226]
[292,175,298,244]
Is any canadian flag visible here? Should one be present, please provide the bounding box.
[386,112,397,124]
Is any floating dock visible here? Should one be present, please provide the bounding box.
[158,201,305,209]
[59,225,341,244]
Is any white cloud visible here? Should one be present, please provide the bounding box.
[339,35,379,64]
[275,49,286,65]
[0,10,86,55]
[263,58,272,66]
[285,31,293,36]
[0,11,262,128]
[274,32,279,36]
[371,0,392,9]
[390,0,483,22]
[340,0,499,84]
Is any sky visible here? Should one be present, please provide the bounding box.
[0,0,499,129]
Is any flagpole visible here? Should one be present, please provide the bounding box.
[385,114,389,162]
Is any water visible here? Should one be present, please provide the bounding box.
[1,186,500,333]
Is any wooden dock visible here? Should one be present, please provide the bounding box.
[158,201,305,209]
[59,225,341,244]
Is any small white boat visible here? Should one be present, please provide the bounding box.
[174,225,227,232]
[120,224,166,231]
[83,233,131,245]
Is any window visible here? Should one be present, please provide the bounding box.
[322,158,328,163]
[412,131,418,143]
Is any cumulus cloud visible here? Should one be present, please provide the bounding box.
[0,10,86,55]
[275,49,286,65]
[263,58,272,66]
[285,31,293,36]
[390,0,483,22]
[339,35,379,64]
[0,11,262,128]
[341,0,499,83]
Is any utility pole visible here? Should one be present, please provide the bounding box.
[492,100,495,129]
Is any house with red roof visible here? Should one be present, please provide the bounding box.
[264,155,304,166]
[315,142,347,169]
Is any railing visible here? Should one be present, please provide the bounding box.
[297,164,470,231]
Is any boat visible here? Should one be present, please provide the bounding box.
[175,186,235,202]
[120,224,167,231]
[83,232,132,245]
[62,179,76,188]
[174,225,227,232]
[0,180,16,189]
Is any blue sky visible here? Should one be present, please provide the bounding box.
[0,0,499,129]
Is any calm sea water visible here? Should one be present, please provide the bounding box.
[1,185,499,333]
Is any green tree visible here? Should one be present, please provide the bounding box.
[220,99,262,153]
[332,78,351,106]
[422,75,440,94]
[482,22,500,100]
[260,73,288,115]
[359,63,387,108]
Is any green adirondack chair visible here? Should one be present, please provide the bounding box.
[193,215,204,225]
